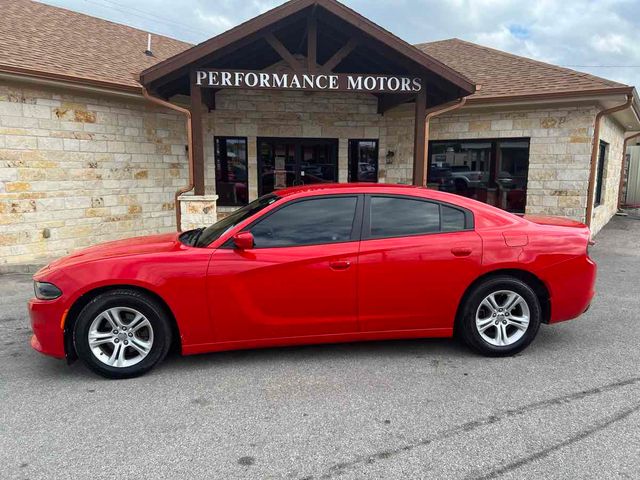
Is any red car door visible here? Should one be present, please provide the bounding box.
[357,195,483,333]
[207,195,362,342]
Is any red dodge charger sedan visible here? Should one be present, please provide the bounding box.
[29,184,596,378]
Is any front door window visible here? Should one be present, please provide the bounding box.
[258,138,338,196]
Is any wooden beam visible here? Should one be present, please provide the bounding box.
[322,37,358,72]
[265,32,303,72]
[307,15,317,72]
[202,89,216,111]
[377,93,414,115]
[190,72,206,195]
[412,86,428,186]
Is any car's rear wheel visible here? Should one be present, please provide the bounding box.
[458,276,541,356]
[73,289,171,379]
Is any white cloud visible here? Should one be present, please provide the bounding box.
[591,34,627,54]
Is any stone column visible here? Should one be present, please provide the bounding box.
[178,194,219,231]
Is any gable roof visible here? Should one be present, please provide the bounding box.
[139,0,475,99]
[416,38,633,104]
[0,0,190,92]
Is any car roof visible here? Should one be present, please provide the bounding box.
[274,183,423,197]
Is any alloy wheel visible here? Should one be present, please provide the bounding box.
[475,290,530,347]
[87,307,154,368]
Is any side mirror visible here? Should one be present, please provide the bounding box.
[232,231,254,250]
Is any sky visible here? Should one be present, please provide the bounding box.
[39,0,640,89]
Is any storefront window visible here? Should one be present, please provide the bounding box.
[348,139,379,182]
[428,138,530,213]
[257,138,338,196]
[215,137,249,206]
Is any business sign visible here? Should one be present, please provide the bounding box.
[195,69,422,94]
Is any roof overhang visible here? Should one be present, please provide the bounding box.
[459,86,640,131]
[139,0,475,108]
[0,66,144,99]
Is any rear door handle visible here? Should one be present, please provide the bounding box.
[329,260,351,270]
[451,247,472,257]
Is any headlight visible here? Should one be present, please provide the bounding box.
[34,281,62,300]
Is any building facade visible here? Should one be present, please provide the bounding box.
[1,0,639,267]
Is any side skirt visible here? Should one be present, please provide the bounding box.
[181,327,453,356]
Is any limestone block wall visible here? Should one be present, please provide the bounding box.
[590,115,625,234]
[0,80,188,266]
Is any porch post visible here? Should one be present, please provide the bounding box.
[190,71,206,195]
[412,86,427,186]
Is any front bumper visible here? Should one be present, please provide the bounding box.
[28,297,66,359]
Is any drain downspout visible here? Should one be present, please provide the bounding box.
[142,88,194,232]
[585,94,632,227]
[618,131,640,209]
[420,97,467,186]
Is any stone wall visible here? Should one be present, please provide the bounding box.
[0,79,188,266]
[591,114,625,234]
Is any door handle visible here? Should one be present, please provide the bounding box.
[451,247,472,257]
[329,260,351,270]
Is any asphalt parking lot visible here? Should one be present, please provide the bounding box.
[1,216,639,480]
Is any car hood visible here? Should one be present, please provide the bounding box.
[42,232,182,272]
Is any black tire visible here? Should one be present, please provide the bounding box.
[458,276,541,356]
[73,289,172,379]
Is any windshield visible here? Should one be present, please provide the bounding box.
[195,194,279,247]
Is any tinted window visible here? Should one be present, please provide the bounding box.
[441,205,466,232]
[251,196,357,247]
[348,139,379,182]
[370,197,439,238]
[215,137,248,206]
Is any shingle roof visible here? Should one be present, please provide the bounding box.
[415,38,631,102]
[0,0,190,92]
[0,1,632,102]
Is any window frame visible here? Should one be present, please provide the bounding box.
[361,194,474,241]
[240,194,365,249]
[348,139,379,183]
[594,140,608,207]
[214,136,249,207]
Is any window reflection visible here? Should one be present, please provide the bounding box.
[428,139,530,213]
[215,137,249,206]
[349,139,379,182]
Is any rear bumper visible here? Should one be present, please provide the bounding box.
[543,256,597,324]
[28,298,66,359]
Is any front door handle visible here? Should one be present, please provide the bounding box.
[329,260,351,270]
[451,247,472,257]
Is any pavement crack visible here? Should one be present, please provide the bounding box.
[468,401,640,480]
[311,376,640,479]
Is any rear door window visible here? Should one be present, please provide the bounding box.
[367,195,471,239]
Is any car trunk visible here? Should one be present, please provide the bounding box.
[523,215,587,229]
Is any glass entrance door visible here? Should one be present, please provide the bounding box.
[258,138,338,196]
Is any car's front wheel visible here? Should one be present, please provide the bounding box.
[73,289,172,379]
[458,276,541,356]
